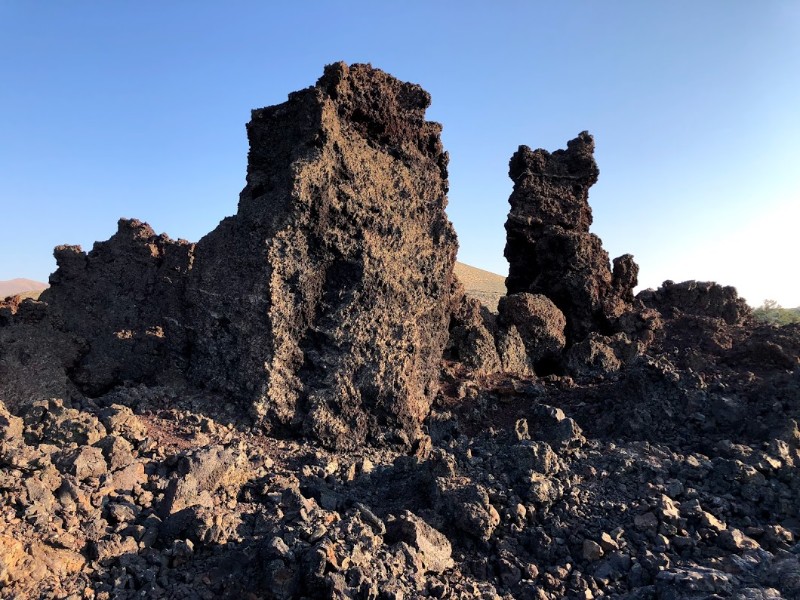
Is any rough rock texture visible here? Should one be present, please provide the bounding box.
[503,133,641,344]
[638,279,751,325]
[0,298,82,412]
[185,62,457,448]
[445,278,502,375]
[40,219,194,395]
[2,63,457,451]
[4,62,800,600]
[498,293,566,368]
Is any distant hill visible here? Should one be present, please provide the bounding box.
[0,278,48,300]
[0,267,507,309]
[454,262,506,312]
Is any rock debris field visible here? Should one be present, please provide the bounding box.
[1,62,799,600]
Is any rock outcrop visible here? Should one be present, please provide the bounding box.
[41,219,194,396]
[638,279,751,325]
[2,63,457,450]
[503,132,639,344]
[1,62,800,600]
[497,293,566,369]
[185,62,457,448]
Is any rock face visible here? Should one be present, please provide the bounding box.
[40,220,194,396]
[504,132,638,344]
[2,63,800,600]
[445,278,502,375]
[184,62,457,448]
[638,279,751,325]
[1,63,457,449]
[497,293,566,368]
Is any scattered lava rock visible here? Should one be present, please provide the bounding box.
[1,62,799,600]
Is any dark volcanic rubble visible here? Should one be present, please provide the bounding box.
[1,63,800,600]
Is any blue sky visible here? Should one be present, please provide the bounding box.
[1,2,798,306]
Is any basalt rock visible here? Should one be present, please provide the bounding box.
[40,219,194,396]
[638,279,751,325]
[0,307,82,412]
[185,62,457,448]
[503,132,642,345]
[445,278,502,375]
[497,293,566,369]
[3,63,457,449]
[4,63,800,600]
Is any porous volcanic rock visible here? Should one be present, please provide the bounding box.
[0,298,82,411]
[2,63,800,600]
[503,132,640,344]
[445,278,502,375]
[638,279,751,325]
[2,63,457,449]
[497,293,566,368]
[40,219,194,396]
[185,62,457,448]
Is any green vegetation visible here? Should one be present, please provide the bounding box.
[753,299,800,326]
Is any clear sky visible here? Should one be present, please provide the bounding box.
[1,2,798,307]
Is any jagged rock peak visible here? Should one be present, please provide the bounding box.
[507,130,599,234]
[503,133,652,348]
[186,62,458,449]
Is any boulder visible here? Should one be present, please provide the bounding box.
[638,279,751,325]
[385,511,454,573]
[446,279,501,375]
[498,293,566,367]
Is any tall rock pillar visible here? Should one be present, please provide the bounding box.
[186,63,458,448]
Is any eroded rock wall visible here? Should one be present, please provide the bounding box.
[37,220,194,396]
[185,63,457,448]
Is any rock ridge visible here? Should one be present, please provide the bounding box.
[0,61,798,600]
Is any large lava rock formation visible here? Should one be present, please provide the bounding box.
[1,62,800,600]
[3,63,457,449]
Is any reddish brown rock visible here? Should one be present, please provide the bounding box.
[185,63,457,448]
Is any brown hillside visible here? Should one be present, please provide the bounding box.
[454,262,506,311]
[0,278,48,299]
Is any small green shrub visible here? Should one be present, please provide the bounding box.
[752,299,800,325]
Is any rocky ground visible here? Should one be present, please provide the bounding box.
[2,315,798,599]
[2,62,799,599]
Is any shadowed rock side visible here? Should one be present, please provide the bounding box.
[504,132,641,344]
[184,62,457,448]
[638,279,751,326]
[448,133,660,381]
[40,220,194,396]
